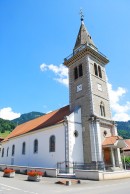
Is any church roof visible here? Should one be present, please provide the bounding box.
[74,20,96,51]
[102,136,122,146]
[3,105,70,142]
[102,136,127,148]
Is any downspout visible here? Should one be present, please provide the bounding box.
[63,116,69,172]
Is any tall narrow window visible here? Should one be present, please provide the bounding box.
[2,148,4,157]
[49,135,55,152]
[34,139,38,153]
[7,147,9,157]
[98,66,102,78]
[12,145,15,156]
[79,64,83,77]
[74,67,78,80]
[100,102,105,117]
[94,63,98,76]
[22,142,26,155]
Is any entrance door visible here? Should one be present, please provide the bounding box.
[103,148,112,165]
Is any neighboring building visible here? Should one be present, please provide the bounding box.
[121,139,130,156]
[0,15,126,171]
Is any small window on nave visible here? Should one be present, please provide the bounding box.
[34,139,38,153]
[2,148,4,157]
[22,142,26,155]
[12,145,15,156]
[7,147,9,157]
[49,135,55,152]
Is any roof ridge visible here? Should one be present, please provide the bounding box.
[17,105,69,127]
[3,105,70,142]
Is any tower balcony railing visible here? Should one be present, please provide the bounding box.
[64,43,108,62]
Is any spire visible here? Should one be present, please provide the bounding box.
[80,9,84,22]
[74,10,96,51]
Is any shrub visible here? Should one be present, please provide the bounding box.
[27,170,43,177]
[4,168,15,174]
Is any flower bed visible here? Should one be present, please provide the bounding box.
[27,170,44,181]
[3,168,15,178]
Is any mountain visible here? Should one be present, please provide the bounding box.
[116,120,130,139]
[12,111,45,125]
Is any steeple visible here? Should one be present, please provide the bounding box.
[74,11,97,51]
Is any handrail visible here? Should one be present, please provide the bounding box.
[64,44,108,61]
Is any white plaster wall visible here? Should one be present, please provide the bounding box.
[0,124,65,168]
[68,107,84,163]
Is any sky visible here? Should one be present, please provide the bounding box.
[0,0,130,121]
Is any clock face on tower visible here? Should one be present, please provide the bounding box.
[77,84,82,92]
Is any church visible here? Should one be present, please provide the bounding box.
[0,14,126,172]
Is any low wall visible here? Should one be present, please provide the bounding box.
[103,171,130,180]
[75,169,130,181]
[28,167,59,177]
[75,170,103,180]
[0,164,58,177]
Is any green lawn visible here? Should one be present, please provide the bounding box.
[0,131,10,138]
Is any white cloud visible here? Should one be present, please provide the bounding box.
[0,107,21,120]
[40,63,68,87]
[108,83,130,121]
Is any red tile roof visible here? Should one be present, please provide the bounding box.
[102,136,123,147]
[3,105,70,142]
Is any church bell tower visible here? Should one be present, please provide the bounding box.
[64,12,122,169]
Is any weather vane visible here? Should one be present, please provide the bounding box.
[80,8,84,21]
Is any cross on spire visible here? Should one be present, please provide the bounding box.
[80,9,84,22]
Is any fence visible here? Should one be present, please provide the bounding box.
[57,161,106,174]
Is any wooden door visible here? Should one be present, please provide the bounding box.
[103,148,111,165]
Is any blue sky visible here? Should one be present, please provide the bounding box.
[0,0,130,121]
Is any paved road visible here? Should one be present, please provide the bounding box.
[0,172,130,194]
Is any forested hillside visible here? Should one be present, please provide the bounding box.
[117,120,130,139]
[0,118,16,134]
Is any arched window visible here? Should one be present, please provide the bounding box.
[79,64,83,77]
[7,147,9,157]
[98,66,102,78]
[34,139,38,153]
[74,67,78,80]
[100,102,105,117]
[22,142,26,155]
[2,148,4,157]
[94,63,98,76]
[12,145,15,156]
[49,135,55,152]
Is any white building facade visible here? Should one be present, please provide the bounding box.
[0,107,84,171]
